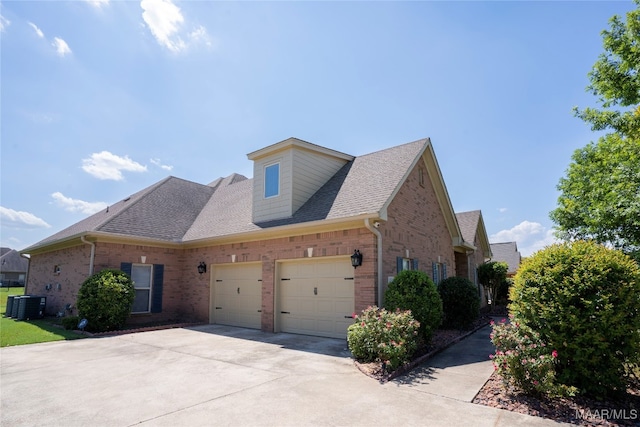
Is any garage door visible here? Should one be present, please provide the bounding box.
[212,263,262,329]
[279,258,354,339]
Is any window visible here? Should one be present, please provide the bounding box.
[121,262,164,314]
[264,163,280,198]
[131,264,152,313]
[418,167,425,187]
[397,257,418,272]
[432,262,447,285]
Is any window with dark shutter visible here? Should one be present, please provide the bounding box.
[151,264,163,313]
[121,262,164,314]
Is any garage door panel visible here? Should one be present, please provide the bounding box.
[213,264,262,330]
[279,259,354,339]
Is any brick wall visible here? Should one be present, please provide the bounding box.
[26,246,91,316]
[181,228,376,332]
[380,160,455,299]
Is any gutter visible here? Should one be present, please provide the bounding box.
[364,218,383,307]
[80,235,95,275]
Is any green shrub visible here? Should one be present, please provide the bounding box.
[509,241,640,396]
[347,306,420,371]
[490,317,577,397]
[496,277,513,305]
[384,270,442,342]
[76,269,135,333]
[61,315,80,330]
[438,276,480,330]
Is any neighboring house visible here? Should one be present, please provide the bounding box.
[489,242,522,277]
[0,248,29,287]
[22,137,482,338]
[454,210,492,306]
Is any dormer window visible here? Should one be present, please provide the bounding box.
[264,163,280,198]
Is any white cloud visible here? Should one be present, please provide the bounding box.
[82,151,147,180]
[141,0,185,52]
[84,0,110,8]
[52,37,72,57]
[189,25,212,47]
[140,0,212,53]
[51,193,108,215]
[498,207,508,213]
[0,206,51,229]
[28,22,44,38]
[0,15,10,32]
[490,220,559,257]
[150,158,173,171]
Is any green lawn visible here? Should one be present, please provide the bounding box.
[0,287,86,347]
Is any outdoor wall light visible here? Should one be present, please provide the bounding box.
[197,262,207,274]
[351,250,363,269]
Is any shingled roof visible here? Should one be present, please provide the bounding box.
[455,210,492,258]
[24,138,463,252]
[490,242,522,274]
[0,249,28,272]
[184,138,430,240]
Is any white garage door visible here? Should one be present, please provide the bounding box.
[212,263,262,329]
[279,258,355,339]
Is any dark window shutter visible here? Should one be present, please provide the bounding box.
[121,262,132,277]
[412,259,419,271]
[432,262,437,283]
[397,257,403,273]
[443,263,447,279]
[151,264,164,313]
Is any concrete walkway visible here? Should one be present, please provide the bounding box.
[390,324,497,402]
[1,324,567,427]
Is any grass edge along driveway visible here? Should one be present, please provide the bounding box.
[0,288,85,347]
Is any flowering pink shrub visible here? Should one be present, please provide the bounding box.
[347,306,420,371]
[490,316,577,397]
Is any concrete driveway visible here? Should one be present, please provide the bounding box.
[1,324,564,427]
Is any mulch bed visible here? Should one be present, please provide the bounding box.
[473,373,640,426]
[353,313,640,426]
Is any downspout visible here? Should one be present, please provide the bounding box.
[81,235,95,275]
[364,218,383,307]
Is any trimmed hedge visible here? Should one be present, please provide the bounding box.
[438,276,480,330]
[384,270,442,342]
[76,269,135,333]
[509,241,640,396]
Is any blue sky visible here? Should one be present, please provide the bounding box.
[0,0,634,256]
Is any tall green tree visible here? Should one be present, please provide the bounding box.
[552,1,640,260]
[573,0,640,139]
[550,135,640,257]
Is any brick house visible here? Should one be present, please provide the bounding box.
[454,210,492,306]
[22,137,485,338]
[489,241,522,278]
[0,248,29,287]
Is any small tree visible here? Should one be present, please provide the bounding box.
[77,269,135,332]
[477,261,508,310]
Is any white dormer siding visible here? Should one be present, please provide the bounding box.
[248,138,353,223]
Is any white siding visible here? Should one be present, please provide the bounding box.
[291,149,348,213]
[251,142,349,223]
[252,151,293,223]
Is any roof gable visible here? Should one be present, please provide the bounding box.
[490,241,522,274]
[0,249,28,272]
[23,137,467,252]
[456,210,492,258]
